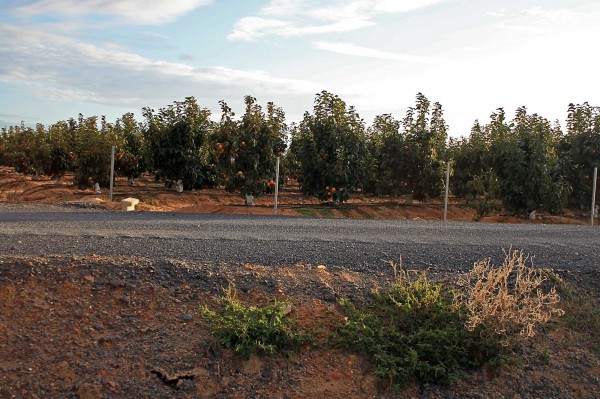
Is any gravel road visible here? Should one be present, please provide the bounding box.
[1,203,598,272]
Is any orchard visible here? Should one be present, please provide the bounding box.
[1,93,598,214]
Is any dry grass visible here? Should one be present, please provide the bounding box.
[455,249,564,345]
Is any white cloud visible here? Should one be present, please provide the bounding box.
[313,41,437,63]
[373,0,441,13]
[0,24,319,109]
[522,6,580,22]
[14,0,213,24]
[485,10,507,17]
[228,0,443,41]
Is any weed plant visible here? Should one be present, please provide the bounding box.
[337,261,504,389]
[201,286,308,358]
[455,249,564,345]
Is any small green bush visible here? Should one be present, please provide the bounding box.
[201,286,308,358]
[337,262,503,389]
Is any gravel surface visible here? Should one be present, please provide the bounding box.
[1,203,599,272]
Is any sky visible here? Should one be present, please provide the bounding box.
[1,0,599,137]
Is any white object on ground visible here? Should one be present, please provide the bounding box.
[121,197,140,211]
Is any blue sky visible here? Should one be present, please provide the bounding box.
[1,0,599,136]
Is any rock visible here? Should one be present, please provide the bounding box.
[240,285,251,293]
[176,180,184,193]
[83,275,95,283]
[108,278,123,288]
[181,313,193,321]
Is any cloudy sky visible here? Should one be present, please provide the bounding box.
[1,0,599,136]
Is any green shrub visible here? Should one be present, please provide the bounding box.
[337,262,503,389]
[201,286,308,358]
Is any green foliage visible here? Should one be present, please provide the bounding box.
[201,287,307,359]
[143,97,213,190]
[0,123,46,175]
[449,121,492,199]
[367,94,449,200]
[464,175,500,218]
[365,114,403,195]
[72,115,125,188]
[2,96,599,212]
[338,264,502,389]
[212,96,287,196]
[42,121,76,179]
[113,112,150,180]
[292,91,371,203]
[489,107,567,213]
[558,102,600,208]
[399,94,449,200]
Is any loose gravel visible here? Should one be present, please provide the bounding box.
[1,203,599,273]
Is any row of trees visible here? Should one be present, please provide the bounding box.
[1,92,598,214]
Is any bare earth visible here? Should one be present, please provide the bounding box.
[1,256,599,399]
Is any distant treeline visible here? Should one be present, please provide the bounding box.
[1,92,598,213]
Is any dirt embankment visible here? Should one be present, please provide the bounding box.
[0,167,590,224]
[1,256,599,399]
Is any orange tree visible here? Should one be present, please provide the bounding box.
[292,91,370,204]
[558,102,600,208]
[112,112,150,181]
[366,94,448,201]
[212,96,286,197]
[38,120,78,179]
[0,128,6,166]
[449,121,493,199]
[0,123,48,175]
[72,115,125,188]
[143,97,214,190]
[397,94,448,201]
[364,114,402,195]
[449,121,502,217]
[489,107,568,213]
